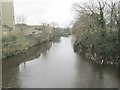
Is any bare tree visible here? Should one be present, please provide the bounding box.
[16,15,26,25]
[117,1,120,30]
[16,15,26,33]
[107,1,116,29]
[50,22,58,29]
[72,0,119,64]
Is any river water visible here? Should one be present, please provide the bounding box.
[2,36,119,88]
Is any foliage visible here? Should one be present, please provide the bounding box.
[72,0,119,64]
[2,23,70,59]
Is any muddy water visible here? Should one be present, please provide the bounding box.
[2,36,119,88]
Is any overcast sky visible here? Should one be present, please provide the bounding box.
[14,0,88,27]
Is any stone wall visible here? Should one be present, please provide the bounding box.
[15,24,53,36]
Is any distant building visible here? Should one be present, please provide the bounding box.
[0,0,2,26]
[1,0,15,36]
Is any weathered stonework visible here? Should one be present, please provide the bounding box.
[2,0,15,36]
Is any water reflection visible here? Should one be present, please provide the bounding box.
[2,41,52,88]
[2,36,119,88]
[74,55,118,88]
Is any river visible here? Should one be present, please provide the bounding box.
[2,36,119,88]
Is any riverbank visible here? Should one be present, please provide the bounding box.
[74,41,119,65]
[72,0,120,65]
[2,34,52,59]
[2,34,68,59]
[2,34,64,59]
[2,23,72,59]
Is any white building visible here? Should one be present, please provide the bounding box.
[1,0,15,36]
